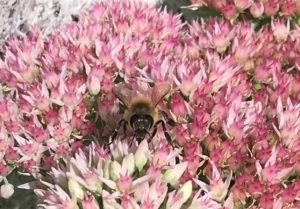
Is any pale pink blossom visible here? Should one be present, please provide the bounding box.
[255,147,293,184]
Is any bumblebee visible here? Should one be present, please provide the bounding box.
[111,82,175,146]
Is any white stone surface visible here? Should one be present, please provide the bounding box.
[0,0,97,46]
[0,0,166,47]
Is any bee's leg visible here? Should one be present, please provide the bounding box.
[129,135,136,147]
[161,111,176,127]
[109,119,127,144]
[150,120,175,148]
[121,120,129,140]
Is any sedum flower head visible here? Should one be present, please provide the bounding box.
[33,140,194,208]
[0,0,300,208]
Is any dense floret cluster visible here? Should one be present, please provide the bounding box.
[188,0,300,20]
[0,0,300,208]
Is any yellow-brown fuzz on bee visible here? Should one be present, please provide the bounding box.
[124,96,159,124]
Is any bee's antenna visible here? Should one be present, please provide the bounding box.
[161,111,177,127]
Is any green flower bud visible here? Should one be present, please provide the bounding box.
[104,160,112,179]
[134,140,149,172]
[162,162,187,185]
[68,178,84,200]
[177,180,192,203]
[110,161,122,181]
[122,153,135,175]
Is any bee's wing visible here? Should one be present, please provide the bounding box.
[113,83,133,108]
[152,83,171,107]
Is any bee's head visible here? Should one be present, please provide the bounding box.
[130,114,153,141]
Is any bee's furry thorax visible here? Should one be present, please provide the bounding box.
[124,96,158,123]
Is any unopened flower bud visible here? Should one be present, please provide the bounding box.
[68,178,84,200]
[222,4,238,21]
[0,183,14,199]
[122,153,135,175]
[110,161,122,181]
[234,0,253,11]
[264,0,279,16]
[250,2,264,18]
[177,180,192,203]
[81,195,100,209]
[135,140,149,172]
[88,76,101,95]
[103,160,111,179]
[162,162,188,185]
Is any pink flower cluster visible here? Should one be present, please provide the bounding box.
[189,0,300,20]
[0,0,300,208]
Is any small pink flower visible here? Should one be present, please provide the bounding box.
[71,140,84,152]
[254,62,273,84]
[175,125,190,146]
[230,185,247,204]
[5,146,19,162]
[44,109,59,125]
[56,144,70,157]
[101,74,115,93]
[121,195,139,209]
[280,0,296,16]
[189,108,210,139]
[264,0,280,16]
[203,133,222,151]
[209,56,240,92]
[250,2,264,18]
[0,100,14,123]
[118,173,133,194]
[21,159,37,172]
[258,193,274,209]
[188,192,222,209]
[206,20,235,53]
[274,97,300,148]
[184,153,201,173]
[272,20,290,42]
[234,0,253,11]
[5,120,21,133]
[81,195,100,209]
[194,160,232,202]
[0,162,9,176]
[210,101,228,125]
[223,99,260,140]
[42,156,55,170]
[233,42,251,64]
[255,147,293,184]
[222,4,238,21]
[166,191,184,209]
[296,0,300,14]
[185,38,200,59]
[170,92,186,118]
[247,180,263,198]
[32,127,48,143]
[147,165,162,180]
[141,198,155,209]
[280,185,297,204]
